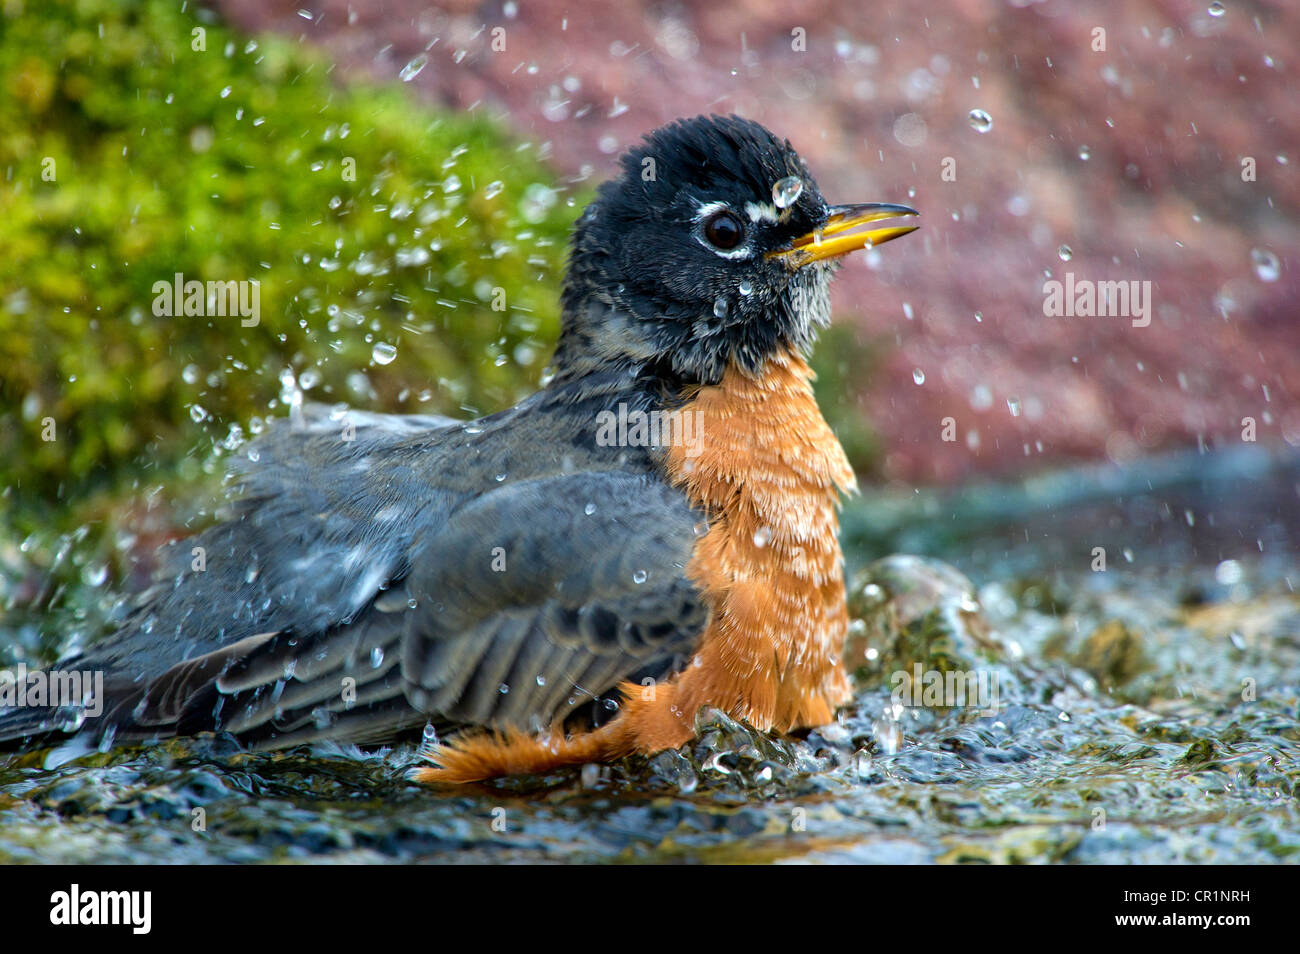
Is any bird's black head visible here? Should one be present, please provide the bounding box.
[554,114,917,387]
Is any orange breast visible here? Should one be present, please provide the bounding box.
[416,347,857,782]
[615,346,857,749]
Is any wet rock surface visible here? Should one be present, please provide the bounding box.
[4,544,1295,864]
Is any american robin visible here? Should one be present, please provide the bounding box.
[1,114,917,783]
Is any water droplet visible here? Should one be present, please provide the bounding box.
[1251,248,1280,282]
[584,502,596,515]
[1007,396,1022,417]
[712,297,728,318]
[1215,559,1243,584]
[399,54,428,82]
[96,724,117,753]
[1207,2,1225,17]
[912,368,926,385]
[968,108,993,132]
[189,404,208,422]
[370,646,385,668]
[498,683,510,694]
[752,527,772,548]
[632,569,648,584]
[1078,145,1091,161]
[1058,244,1073,261]
[738,280,753,296]
[772,175,804,209]
[372,342,397,365]
[395,246,430,267]
[82,562,108,586]
[483,180,504,199]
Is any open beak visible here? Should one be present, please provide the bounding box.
[769,202,919,268]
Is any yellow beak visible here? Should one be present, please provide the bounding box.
[768,202,919,268]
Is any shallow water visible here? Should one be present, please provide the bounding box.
[1,446,1297,864]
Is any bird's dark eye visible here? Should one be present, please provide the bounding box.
[702,211,744,250]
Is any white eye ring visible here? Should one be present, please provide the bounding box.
[692,201,753,259]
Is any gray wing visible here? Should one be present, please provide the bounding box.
[0,405,456,746]
[182,471,704,748]
[85,403,463,684]
[0,405,707,750]
[398,471,705,731]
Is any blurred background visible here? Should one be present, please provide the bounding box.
[0,0,1296,655]
[204,0,1298,482]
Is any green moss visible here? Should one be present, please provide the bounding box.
[1179,738,1221,768]
[846,555,1001,683]
[809,322,882,475]
[0,0,581,522]
[1072,620,1149,691]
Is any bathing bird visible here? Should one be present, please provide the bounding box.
[0,114,917,782]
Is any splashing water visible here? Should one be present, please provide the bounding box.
[1250,248,1279,282]
[399,54,428,82]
